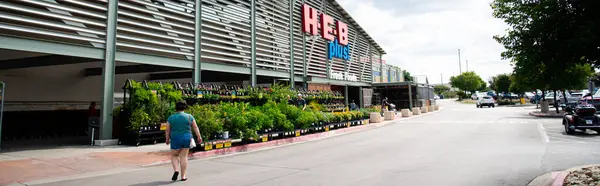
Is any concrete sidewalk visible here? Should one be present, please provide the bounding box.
[0,109,442,186]
[0,144,171,185]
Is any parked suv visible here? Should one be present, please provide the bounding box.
[476,96,495,108]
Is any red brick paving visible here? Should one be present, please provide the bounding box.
[0,151,170,185]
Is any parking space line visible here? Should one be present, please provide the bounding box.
[548,136,587,143]
[537,122,550,143]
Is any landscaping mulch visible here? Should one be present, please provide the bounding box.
[565,165,600,186]
[529,110,565,118]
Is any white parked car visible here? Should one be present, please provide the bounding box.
[476,96,496,108]
[471,93,478,100]
[434,95,440,100]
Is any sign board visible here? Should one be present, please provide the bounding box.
[204,142,213,151]
[329,70,358,82]
[215,141,224,149]
[302,4,351,61]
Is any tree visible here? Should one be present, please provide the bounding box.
[490,74,511,93]
[434,85,450,95]
[477,80,490,92]
[508,75,526,96]
[449,72,484,93]
[492,0,597,113]
[403,70,414,82]
[491,0,600,69]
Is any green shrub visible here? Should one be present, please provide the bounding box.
[296,111,316,129]
[187,105,223,140]
[456,91,468,100]
[263,101,293,131]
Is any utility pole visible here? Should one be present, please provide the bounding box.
[440,73,443,85]
[466,60,469,72]
[458,49,462,74]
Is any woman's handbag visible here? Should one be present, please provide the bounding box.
[188,114,197,148]
[190,138,197,148]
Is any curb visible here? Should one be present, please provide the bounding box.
[143,107,444,167]
[529,112,563,118]
[527,164,600,186]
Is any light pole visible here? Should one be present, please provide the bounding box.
[458,49,462,74]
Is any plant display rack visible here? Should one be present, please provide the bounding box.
[114,80,381,148]
[116,80,182,146]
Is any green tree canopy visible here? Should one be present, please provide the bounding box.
[434,85,450,95]
[492,0,596,93]
[477,79,489,92]
[490,74,512,93]
[508,75,526,95]
[403,70,414,82]
[450,72,484,93]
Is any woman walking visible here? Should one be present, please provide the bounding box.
[165,101,202,181]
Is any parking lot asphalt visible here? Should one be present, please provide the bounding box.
[31,101,600,186]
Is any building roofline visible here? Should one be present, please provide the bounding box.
[330,0,386,55]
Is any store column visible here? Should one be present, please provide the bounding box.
[344,85,349,108]
[408,83,413,109]
[100,0,118,140]
[288,0,295,88]
[358,87,363,108]
[193,0,202,84]
[250,0,257,87]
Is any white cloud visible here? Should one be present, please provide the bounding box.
[338,0,512,84]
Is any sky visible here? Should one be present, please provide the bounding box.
[337,0,513,85]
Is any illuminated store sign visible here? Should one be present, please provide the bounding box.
[302,4,351,61]
[330,70,358,82]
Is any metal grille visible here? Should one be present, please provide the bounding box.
[255,0,291,72]
[200,0,252,67]
[0,0,108,48]
[358,36,372,82]
[115,0,195,60]
[0,0,385,82]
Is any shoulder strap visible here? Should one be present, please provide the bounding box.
[187,114,193,126]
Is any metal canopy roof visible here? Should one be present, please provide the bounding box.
[371,82,434,88]
[330,0,386,55]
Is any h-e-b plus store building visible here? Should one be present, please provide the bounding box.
[0,0,409,148]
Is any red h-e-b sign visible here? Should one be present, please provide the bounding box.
[302,4,349,46]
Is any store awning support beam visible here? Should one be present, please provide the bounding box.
[0,55,97,70]
[250,0,257,87]
[288,0,295,89]
[193,0,202,84]
[100,0,118,140]
[84,65,184,76]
